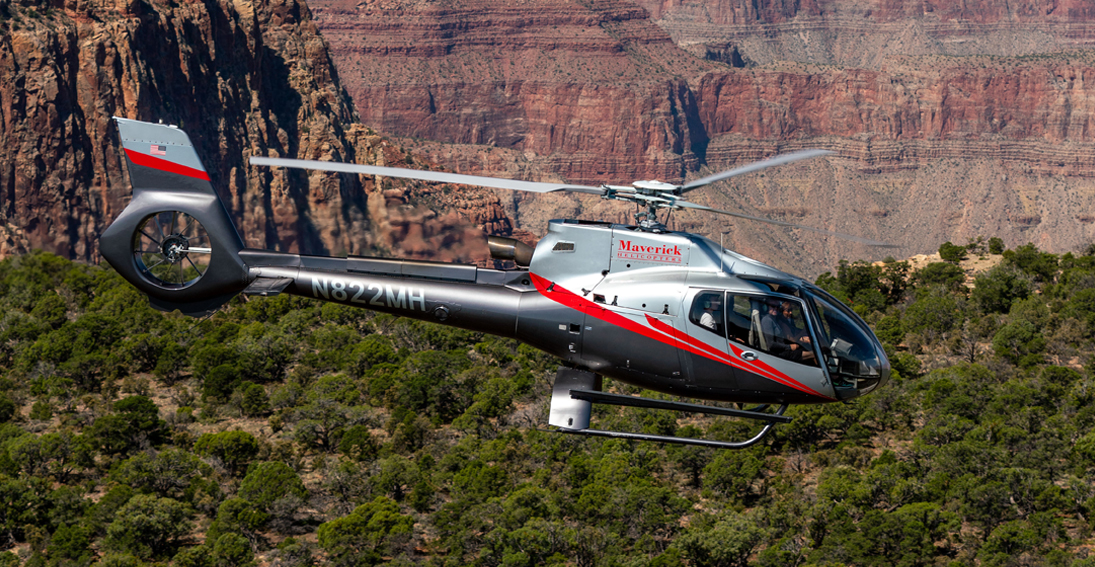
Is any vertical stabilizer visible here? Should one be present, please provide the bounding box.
[114,118,217,196]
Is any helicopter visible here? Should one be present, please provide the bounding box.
[100,117,893,449]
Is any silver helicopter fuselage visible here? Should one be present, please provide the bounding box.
[240,218,887,405]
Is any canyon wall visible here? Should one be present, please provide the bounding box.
[311,0,715,184]
[636,0,1095,68]
[311,0,1095,274]
[7,0,1092,274]
[0,0,509,262]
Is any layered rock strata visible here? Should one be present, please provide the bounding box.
[311,0,1095,274]
[636,0,1095,68]
[310,0,715,185]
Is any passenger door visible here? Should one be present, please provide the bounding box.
[724,293,833,400]
[682,289,738,390]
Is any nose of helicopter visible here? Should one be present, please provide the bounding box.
[857,342,891,396]
[802,286,891,399]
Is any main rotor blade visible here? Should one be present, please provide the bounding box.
[251,157,604,195]
[680,149,835,193]
[674,200,897,247]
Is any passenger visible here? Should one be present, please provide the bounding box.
[761,300,815,363]
[699,295,723,333]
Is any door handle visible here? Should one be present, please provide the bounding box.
[740,351,758,361]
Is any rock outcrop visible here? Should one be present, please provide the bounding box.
[636,0,1095,68]
[0,0,511,263]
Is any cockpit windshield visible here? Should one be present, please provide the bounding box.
[802,285,890,396]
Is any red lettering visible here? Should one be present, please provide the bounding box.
[616,241,683,262]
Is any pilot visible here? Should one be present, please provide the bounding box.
[761,300,815,363]
[699,295,723,333]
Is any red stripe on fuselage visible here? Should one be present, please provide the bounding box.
[643,314,830,398]
[530,273,686,351]
[530,273,830,399]
[724,342,832,399]
[124,148,211,181]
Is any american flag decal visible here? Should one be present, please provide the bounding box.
[150,144,167,156]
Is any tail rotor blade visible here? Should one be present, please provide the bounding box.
[681,149,835,193]
[674,200,897,247]
[250,157,604,195]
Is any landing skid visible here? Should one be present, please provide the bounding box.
[548,368,791,449]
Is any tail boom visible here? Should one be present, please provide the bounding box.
[240,250,525,337]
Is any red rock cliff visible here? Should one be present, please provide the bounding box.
[0,0,509,262]
[636,0,1095,67]
[310,0,714,184]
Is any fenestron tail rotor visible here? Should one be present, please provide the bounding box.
[250,149,895,247]
[133,211,213,288]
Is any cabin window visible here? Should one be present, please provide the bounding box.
[689,291,725,337]
[727,294,818,367]
[725,295,754,346]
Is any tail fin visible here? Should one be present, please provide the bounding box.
[100,118,251,316]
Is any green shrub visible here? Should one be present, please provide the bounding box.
[939,241,968,263]
[235,382,270,417]
[317,497,414,567]
[193,431,259,475]
[102,494,193,559]
[212,533,255,567]
[239,461,307,509]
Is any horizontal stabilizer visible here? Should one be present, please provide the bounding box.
[243,277,294,297]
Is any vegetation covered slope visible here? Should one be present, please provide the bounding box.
[0,241,1093,566]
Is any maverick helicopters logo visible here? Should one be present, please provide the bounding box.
[616,240,683,264]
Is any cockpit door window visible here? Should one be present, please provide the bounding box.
[684,289,832,398]
[725,294,819,368]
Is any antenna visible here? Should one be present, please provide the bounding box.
[720,232,725,273]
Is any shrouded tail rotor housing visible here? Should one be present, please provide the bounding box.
[132,211,212,288]
[101,118,251,316]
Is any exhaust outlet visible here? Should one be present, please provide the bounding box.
[488,235,534,267]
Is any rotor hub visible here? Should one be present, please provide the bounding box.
[631,180,678,192]
[160,235,190,263]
